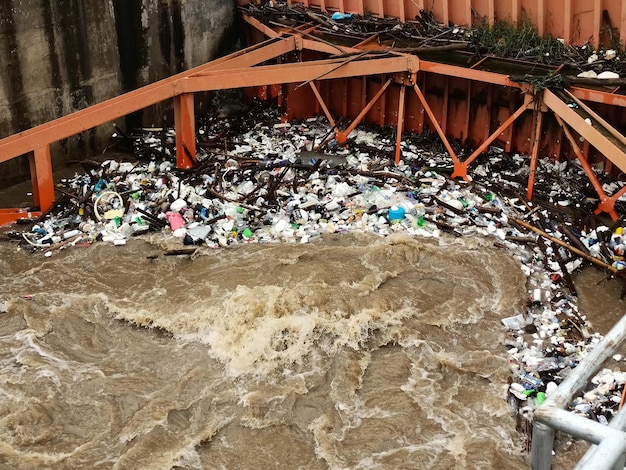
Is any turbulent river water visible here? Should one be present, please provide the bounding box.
[3,212,626,470]
[0,230,538,469]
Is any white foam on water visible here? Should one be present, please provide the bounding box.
[0,234,532,469]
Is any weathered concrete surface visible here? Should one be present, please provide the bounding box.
[0,0,235,187]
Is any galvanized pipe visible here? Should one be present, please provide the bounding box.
[546,313,626,409]
[531,314,626,469]
[575,432,626,470]
[535,407,615,444]
[576,401,626,469]
[530,422,554,470]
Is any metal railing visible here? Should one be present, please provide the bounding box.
[531,313,626,470]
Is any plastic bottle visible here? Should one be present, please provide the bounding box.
[63,229,81,239]
[613,260,626,270]
[235,206,246,228]
[536,392,546,406]
[522,373,543,390]
[387,206,405,223]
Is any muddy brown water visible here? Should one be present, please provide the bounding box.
[1,170,626,469]
[1,227,624,469]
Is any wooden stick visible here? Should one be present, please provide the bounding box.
[44,234,83,253]
[393,43,469,53]
[512,217,619,274]
[559,224,590,255]
[163,248,197,256]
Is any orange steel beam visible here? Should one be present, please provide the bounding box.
[295,24,319,35]
[244,19,626,112]
[395,82,406,164]
[294,51,370,90]
[570,86,626,108]
[308,81,336,127]
[441,77,449,143]
[418,60,522,88]
[244,15,626,109]
[353,33,380,49]
[412,83,462,174]
[462,81,472,142]
[564,89,626,148]
[174,93,196,169]
[378,74,386,127]
[300,37,355,55]
[242,14,281,39]
[0,209,41,226]
[29,146,55,210]
[0,36,298,164]
[464,0,472,25]
[182,56,418,92]
[207,36,295,71]
[527,110,544,201]
[555,113,620,220]
[452,98,533,179]
[543,89,626,174]
[336,78,392,143]
[194,36,293,70]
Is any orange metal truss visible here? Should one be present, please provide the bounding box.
[2,5,626,225]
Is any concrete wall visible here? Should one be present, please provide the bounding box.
[0,0,236,186]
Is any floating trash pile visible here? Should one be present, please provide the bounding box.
[5,102,626,449]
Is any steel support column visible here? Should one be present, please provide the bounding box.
[335,78,392,144]
[174,93,196,169]
[29,145,55,211]
[308,82,336,128]
[453,98,532,179]
[527,109,544,201]
[544,89,626,175]
[555,114,622,220]
[395,83,406,164]
[578,406,626,470]
[412,83,462,176]
[531,421,555,470]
